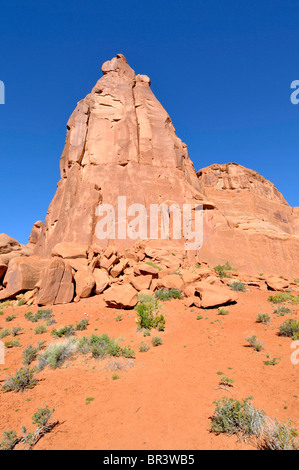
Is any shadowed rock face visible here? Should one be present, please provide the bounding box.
[33,54,299,278]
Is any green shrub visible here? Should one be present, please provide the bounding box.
[261,419,298,450]
[210,397,265,437]
[279,319,299,339]
[38,339,78,370]
[135,296,165,331]
[217,308,229,316]
[75,318,89,331]
[0,430,19,450]
[2,367,37,392]
[5,340,20,348]
[246,335,264,352]
[139,341,150,352]
[5,315,16,322]
[264,355,280,366]
[51,325,75,338]
[273,306,292,316]
[214,262,234,278]
[17,299,25,307]
[34,324,47,335]
[25,309,53,323]
[268,293,299,305]
[145,261,162,271]
[256,313,271,325]
[115,315,123,322]
[0,328,10,339]
[152,336,163,347]
[155,288,183,301]
[230,281,246,292]
[22,343,45,365]
[219,376,234,387]
[32,405,55,427]
[11,326,23,336]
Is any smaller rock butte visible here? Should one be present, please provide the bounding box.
[0,54,298,306]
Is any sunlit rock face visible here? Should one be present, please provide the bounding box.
[33,55,299,278]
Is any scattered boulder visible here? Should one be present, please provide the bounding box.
[36,258,74,305]
[157,274,184,291]
[265,276,289,291]
[103,283,138,309]
[51,242,88,259]
[0,256,50,300]
[74,269,95,299]
[130,274,152,291]
[93,269,110,294]
[194,281,238,308]
[110,258,129,278]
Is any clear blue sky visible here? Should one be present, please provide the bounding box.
[0,0,298,244]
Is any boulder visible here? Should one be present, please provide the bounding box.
[265,276,289,291]
[51,242,88,259]
[0,256,50,300]
[130,274,152,291]
[157,274,184,291]
[134,263,160,277]
[74,269,95,299]
[194,281,238,308]
[103,283,138,309]
[36,258,74,305]
[93,268,110,294]
[110,258,129,278]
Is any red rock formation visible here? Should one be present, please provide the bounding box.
[197,163,299,277]
[30,55,298,279]
[34,54,203,258]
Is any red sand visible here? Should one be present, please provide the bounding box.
[0,288,298,450]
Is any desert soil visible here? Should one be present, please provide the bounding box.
[0,288,298,450]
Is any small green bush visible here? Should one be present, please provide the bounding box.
[268,293,299,305]
[261,419,298,450]
[17,299,25,307]
[5,315,16,322]
[152,336,163,347]
[135,296,165,331]
[279,319,299,340]
[273,306,292,316]
[217,308,229,316]
[155,288,183,301]
[145,261,162,271]
[0,430,19,450]
[210,397,265,437]
[34,324,47,335]
[32,405,55,427]
[75,318,89,331]
[38,339,78,370]
[214,262,234,278]
[11,326,23,336]
[0,328,10,339]
[51,325,75,338]
[2,367,37,392]
[22,343,45,365]
[25,309,53,323]
[139,341,150,352]
[246,335,264,352]
[230,281,246,292]
[256,313,271,325]
[219,376,234,387]
[5,340,20,348]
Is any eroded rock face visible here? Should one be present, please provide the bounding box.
[197,163,299,277]
[30,55,298,279]
[34,54,203,259]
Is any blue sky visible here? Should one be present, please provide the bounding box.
[0,0,298,244]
